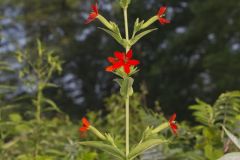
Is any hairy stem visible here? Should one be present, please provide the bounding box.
[124,7,130,52]
[124,7,130,158]
[36,85,42,123]
[125,96,130,158]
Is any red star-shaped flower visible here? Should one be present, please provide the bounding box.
[169,113,178,134]
[79,117,90,132]
[157,6,170,25]
[85,3,99,24]
[105,50,140,74]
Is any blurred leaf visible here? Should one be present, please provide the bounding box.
[9,113,22,122]
[78,141,125,160]
[128,139,166,160]
[218,152,240,160]
[130,28,157,46]
[223,126,240,149]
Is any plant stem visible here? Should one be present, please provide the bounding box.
[123,7,130,158]
[124,7,130,52]
[125,96,130,158]
[36,85,42,123]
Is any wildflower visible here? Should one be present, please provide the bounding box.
[105,50,140,74]
[85,3,99,24]
[79,117,90,132]
[157,6,170,25]
[169,113,178,134]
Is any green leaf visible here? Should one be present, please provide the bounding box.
[120,77,134,97]
[130,28,157,46]
[78,141,125,160]
[9,113,22,122]
[128,139,167,160]
[223,126,240,149]
[98,27,125,47]
[43,98,62,113]
[218,152,240,160]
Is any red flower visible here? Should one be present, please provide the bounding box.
[105,50,140,74]
[169,113,178,134]
[79,117,90,132]
[85,3,99,24]
[157,6,170,25]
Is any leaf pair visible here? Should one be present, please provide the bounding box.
[79,138,166,160]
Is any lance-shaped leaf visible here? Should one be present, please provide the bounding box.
[130,28,157,46]
[78,141,125,160]
[43,98,62,113]
[99,27,125,47]
[223,126,240,149]
[128,139,167,160]
[218,152,240,160]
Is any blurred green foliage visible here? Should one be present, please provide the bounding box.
[1,0,240,119]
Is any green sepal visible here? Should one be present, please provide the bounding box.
[119,0,131,8]
[78,141,125,160]
[120,77,134,98]
[130,28,158,46]
[128,139,167,160]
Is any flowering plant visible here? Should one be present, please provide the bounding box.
[79,1,176,159]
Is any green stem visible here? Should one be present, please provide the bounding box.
[124,7,130,52]
[124,7,130,158]
[36,85,42,123]
[125,96,130,158]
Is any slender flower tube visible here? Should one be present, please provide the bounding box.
[169,113,178,134]
[85,3,99,24]
[105,50,140,74]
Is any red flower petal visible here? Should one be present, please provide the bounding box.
[79,126,88,132]
[126,49,133,59]
[158,6,167,16]
[105,66,114,72]
[171,123,178,134]
[114,51,124,60]
[85,3,99,24]
[128,60,140,66]
[112,61,124,70]
[92,3,98,15]
[82,117,90,127]
[124,64,131,74]
[159,18,170,25]
[107,57,116,64]
[169,113,176,123]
